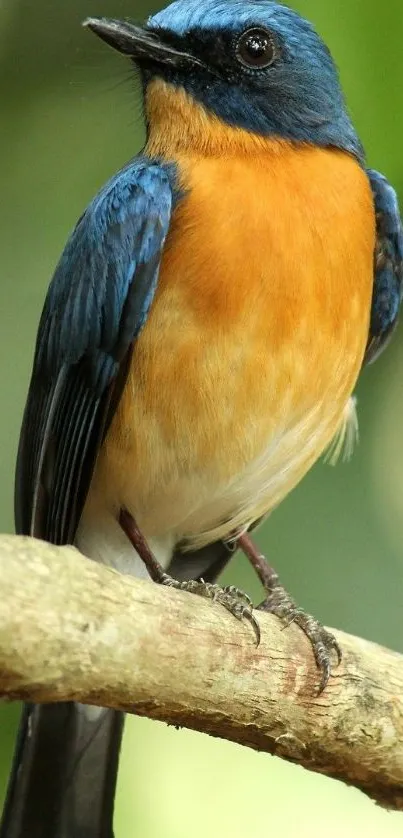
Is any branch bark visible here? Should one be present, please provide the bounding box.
[0,534,402,810]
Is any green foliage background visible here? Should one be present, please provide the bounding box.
[1,1,403,835]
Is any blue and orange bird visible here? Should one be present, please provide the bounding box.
[1,2,402,837]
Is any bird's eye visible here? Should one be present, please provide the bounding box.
[235,27,275,70]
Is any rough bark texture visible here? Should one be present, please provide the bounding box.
[0,534,402,810]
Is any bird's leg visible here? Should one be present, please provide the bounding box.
[237,533,341,693]
[119,509,260,645]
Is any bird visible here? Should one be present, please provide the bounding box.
[1,1,402,837]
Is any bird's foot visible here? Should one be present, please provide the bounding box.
[119,508,260,644]
[160,575,261,645]
[257,585,341,693]
[237,532,341,693]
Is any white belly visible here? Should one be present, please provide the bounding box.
[76,397,356,574]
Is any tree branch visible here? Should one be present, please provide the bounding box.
[0,534,402,810]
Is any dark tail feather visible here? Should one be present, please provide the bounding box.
[0,702,124,838]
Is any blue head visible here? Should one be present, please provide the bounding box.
[85,1,363,159]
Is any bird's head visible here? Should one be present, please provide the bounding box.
[85,1,363,159]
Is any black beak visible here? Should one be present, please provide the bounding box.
[83,17,203,70]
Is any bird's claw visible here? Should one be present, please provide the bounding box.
[257,584,341,693]
[160,574,260,645]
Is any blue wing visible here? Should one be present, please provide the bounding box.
[364,169,403,365]
[15,158,174,543]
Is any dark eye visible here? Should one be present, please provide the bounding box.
[235,27,275,70]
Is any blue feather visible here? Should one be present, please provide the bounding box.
[37,159,173,384]
[16,157,176,542]
[365,169,403,364]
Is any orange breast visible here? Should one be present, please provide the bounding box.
[90,140,375,548]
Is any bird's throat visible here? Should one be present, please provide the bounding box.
[144,78,285,158]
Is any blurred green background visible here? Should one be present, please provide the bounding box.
[1,0,403,835]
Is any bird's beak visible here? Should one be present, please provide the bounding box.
[83,17,203,71]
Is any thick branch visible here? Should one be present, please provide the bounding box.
[0,534,402,810]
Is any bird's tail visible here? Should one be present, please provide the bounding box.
[0,702,124,838]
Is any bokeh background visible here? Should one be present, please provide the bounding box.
[1,0,403,835]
